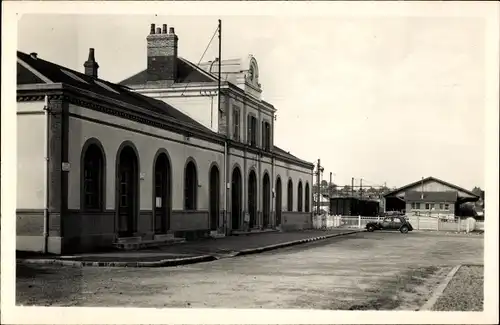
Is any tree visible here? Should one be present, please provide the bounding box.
[471,187,482,196]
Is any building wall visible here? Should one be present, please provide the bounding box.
[405,201,456,216]
[229,95,274,147]
[226,147,312,231]
[17,101,46,210]
[67,103,225,233]
[132,87,219,133]
[16,101,47,252]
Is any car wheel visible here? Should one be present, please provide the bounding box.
[367,225,375,232]
[400,226,409,233]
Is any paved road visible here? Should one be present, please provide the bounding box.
[16,231,483,310]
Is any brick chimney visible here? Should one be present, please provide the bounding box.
[84,48,99,78]
[146,23,178,83]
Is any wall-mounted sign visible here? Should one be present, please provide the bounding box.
[155,197,162,208]
[61,162,71,172]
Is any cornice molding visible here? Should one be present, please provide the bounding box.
[17,88,226,146]
[17,87,312,170]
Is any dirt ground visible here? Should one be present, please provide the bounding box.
[15,231,483,310]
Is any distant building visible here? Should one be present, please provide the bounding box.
[383,176,479,217]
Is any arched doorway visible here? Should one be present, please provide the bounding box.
[298,181,303,212]
[262,173,271,228]
[231,167,242,230]
[153,152,171,234]
[184,160,197,210]
[275,177,282,226]
[209,165,220,231]
[117,145,139,237]
[248,170,258,228]
[287,179,294,211]
[305,183,310,212]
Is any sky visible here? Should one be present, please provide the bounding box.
[17,14,486,190]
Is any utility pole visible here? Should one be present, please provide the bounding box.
[360,178,363,199]
[329,172,333,198]
[217,19,222,114]
[420,177,424,199]
[351,177,354,197]
[217,19,224,233]
[315,159,323,215]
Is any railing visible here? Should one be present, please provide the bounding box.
[312,214,485,232]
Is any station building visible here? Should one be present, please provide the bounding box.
[16,23,314,254]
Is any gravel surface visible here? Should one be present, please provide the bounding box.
[432,265,484,311]
[16,232,483,309]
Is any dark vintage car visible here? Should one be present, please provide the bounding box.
[365,216,414,233]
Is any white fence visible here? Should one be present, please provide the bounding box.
[312,215,381,230]
[313,214,485,232]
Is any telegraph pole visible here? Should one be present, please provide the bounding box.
[329,172,333,198]
[360,178,363,199]
[315,159,323,215]
[217,19,222,114]
[351,177,354,197]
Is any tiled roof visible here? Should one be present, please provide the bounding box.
[119,57,215,85]
[17,51,213,133]
[405,191,458,202]
[384,176,479,199]
[17,62,46,84]
[273,146,312,166]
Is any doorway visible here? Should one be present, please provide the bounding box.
[231,167,242,230]
[262,173,271,228]
[248,170,257,228]
[117,146,138,237]
[209,165,220,231]
[154,152,170,234]
[275,177,282,226]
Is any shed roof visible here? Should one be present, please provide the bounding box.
[384,176,478,199]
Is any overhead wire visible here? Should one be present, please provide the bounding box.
[181,25,219,97]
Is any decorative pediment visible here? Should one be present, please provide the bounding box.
[245,56,261,89]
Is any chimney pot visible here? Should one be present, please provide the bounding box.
[88,48,95,61]
[150,23,155,34]
[156,27,162,34]
[162,24,167,34]
[169,27,175,34]
[30,52,38,59]
[84,48,99,78]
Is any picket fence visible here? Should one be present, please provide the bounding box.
[312,214,485,232]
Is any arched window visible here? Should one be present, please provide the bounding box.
[297,181,303,212]
[82,143,105,211]
[184,160,197,210]
[305,183,310,212]
[287,179,293,211]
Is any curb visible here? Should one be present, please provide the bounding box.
[17,230,363,268]
[420,264,462,311]
[18,254,217,268]
[235,230,363,257]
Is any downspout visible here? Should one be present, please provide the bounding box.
[223,140,227,234]
[43,95,49,254]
